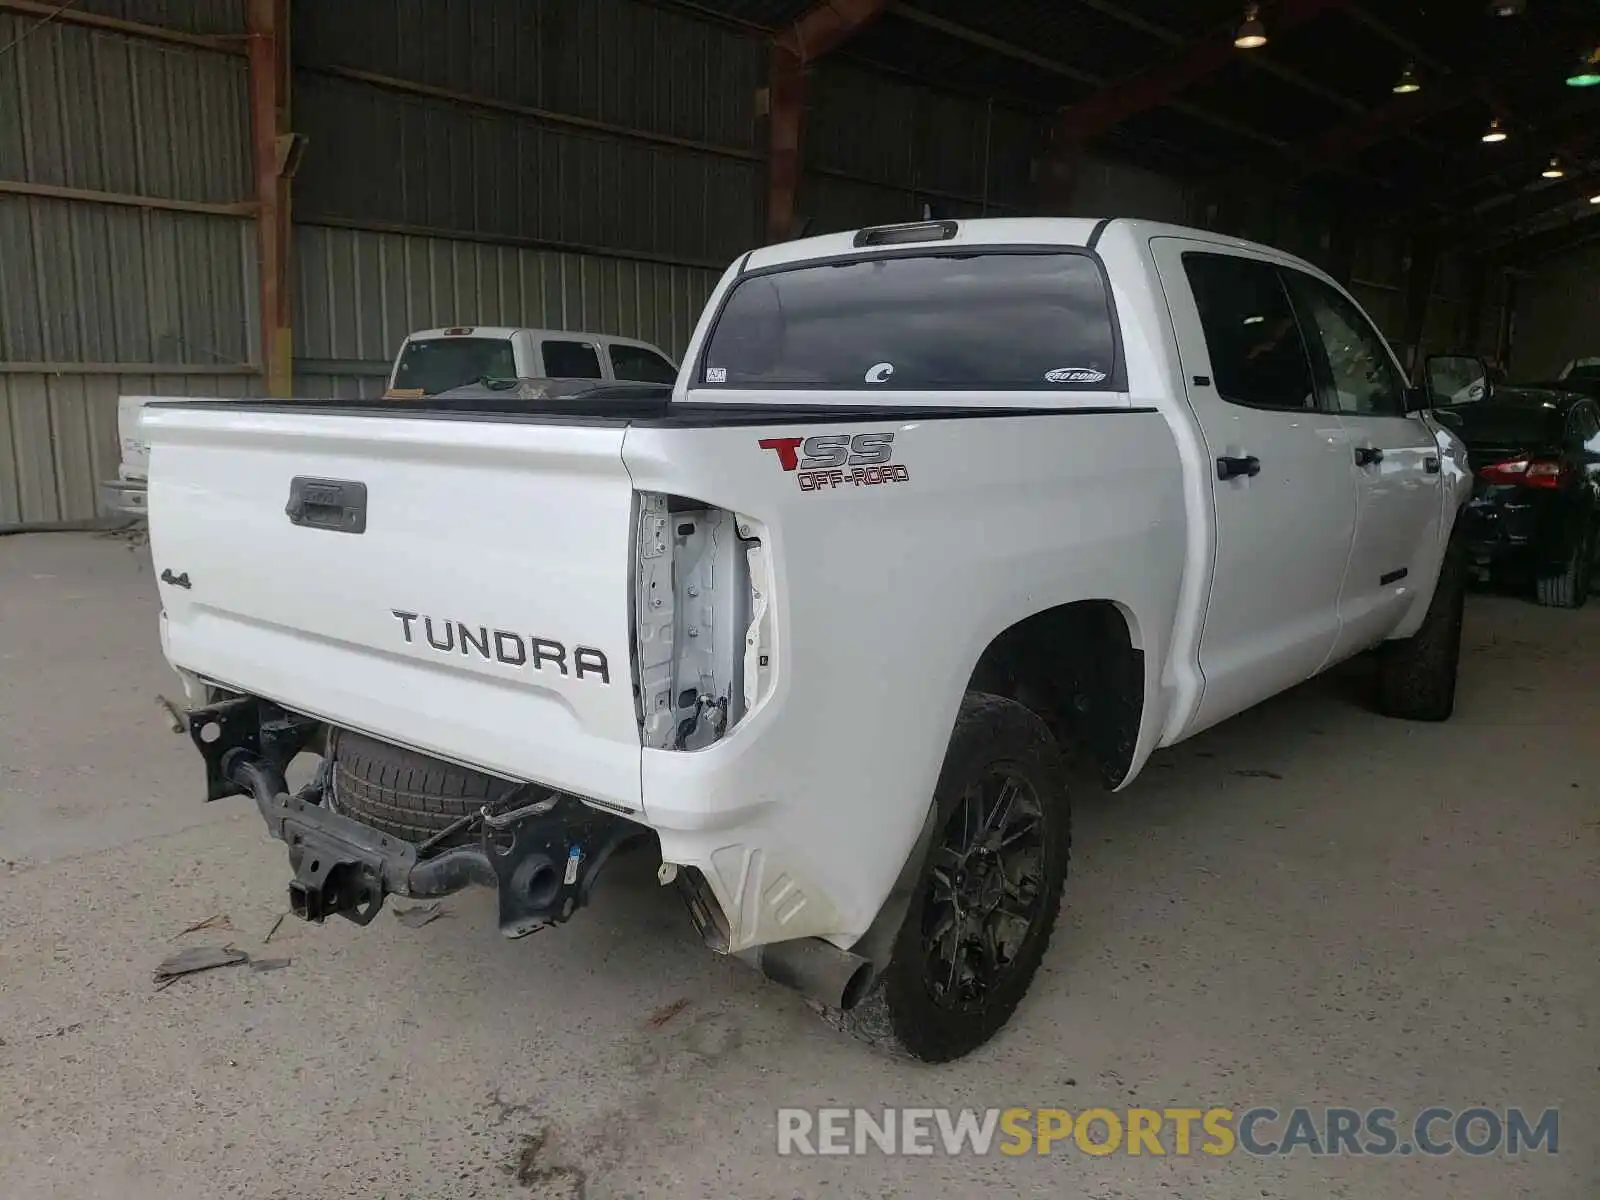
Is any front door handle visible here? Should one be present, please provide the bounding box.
[1354,446,1384,467]
[1424,455,1441,475]
[1216,455,1261,481]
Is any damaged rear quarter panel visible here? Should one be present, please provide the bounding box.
[620,402,1185,950]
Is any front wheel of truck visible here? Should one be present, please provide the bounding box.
[1375,525,1466,722]
[833,692,1072,1062]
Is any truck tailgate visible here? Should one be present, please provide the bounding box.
[145,404,642,812]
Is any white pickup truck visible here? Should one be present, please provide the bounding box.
[103,326,677,514]
[144,218,1471,1061]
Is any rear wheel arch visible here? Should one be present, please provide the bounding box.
[963,599,1144,788]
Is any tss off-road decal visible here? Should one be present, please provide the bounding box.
[758,432,911,493]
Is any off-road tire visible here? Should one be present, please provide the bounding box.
[327,728,511,846]
[1375,526,1466,722]
[826,693,1071,1062]
[1534,523,1592,609]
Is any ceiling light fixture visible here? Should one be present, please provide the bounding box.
[1590,193,1600,205]
[1234,3,1267,50]
[1542,155,1565,179]
[1489,0,1524,14]
[1482,117,1509,143]
[1393,63,1421,94]
[1566,47,1600,87]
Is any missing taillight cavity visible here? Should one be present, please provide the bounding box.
[634,493,770,751]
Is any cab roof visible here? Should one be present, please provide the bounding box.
[405,326,668,353]
[742,217,1330,282]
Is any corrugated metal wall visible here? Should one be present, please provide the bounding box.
[0,196,256,365]
[2,0,760,528]
[799,62,1189,231]
[0,370,258,528]
[13,0,1467,532]
[1507,245,1600,377]
[283,0,763,390]
[291,0,766,268]
[0,8,257,528]
[293,223,721,389]
[0,15,249,200]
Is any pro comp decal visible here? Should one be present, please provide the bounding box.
[759,432,910,492]
[1045,367,1108,384]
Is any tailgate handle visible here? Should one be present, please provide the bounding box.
[286,477,367,534]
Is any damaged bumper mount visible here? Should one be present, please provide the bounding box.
[188,697,646,938]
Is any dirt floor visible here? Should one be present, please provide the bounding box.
[1,532,1595,1199]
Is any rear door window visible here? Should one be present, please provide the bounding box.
[609,344,678,384]
[542,340,604,379]
[697,251,1119,390]
[1181,253,1316,411]
[392,337,516,395]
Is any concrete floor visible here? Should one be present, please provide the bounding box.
[1,533,1595,1199]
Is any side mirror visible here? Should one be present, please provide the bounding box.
[1424,354,1491,408]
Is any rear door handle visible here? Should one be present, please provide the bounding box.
[1216,455,1261,481]
[1354,446,1384,467]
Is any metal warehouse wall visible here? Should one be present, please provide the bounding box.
[289,0,763,387]
[1507,246,1600,378]
[800,61,1188,231]
[0,6,256,528]
[0,0,1203,529]
[293,224,721,397]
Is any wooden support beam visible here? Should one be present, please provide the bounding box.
[765,0,889,243]
[765,44,809,243]
[1052,0,1347,142]
[246,0,291,396]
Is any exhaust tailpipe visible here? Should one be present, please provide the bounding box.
[744,937,876,1011]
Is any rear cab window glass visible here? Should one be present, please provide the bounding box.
[542,340,604,379]
[609,344,678,384]
[697,251,1119,391]
[392,337,516,395]
[1181,253,1315,412]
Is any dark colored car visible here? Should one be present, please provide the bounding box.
[1426,358,1600,607]
[1555,359,1600,399]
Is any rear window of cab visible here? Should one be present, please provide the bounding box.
[696,251,1121,391]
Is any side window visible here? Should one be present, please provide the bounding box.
[1181,253,1316,411]
[541,340,603,379]
[608,344,677,384]
[1283,273,1407,417]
